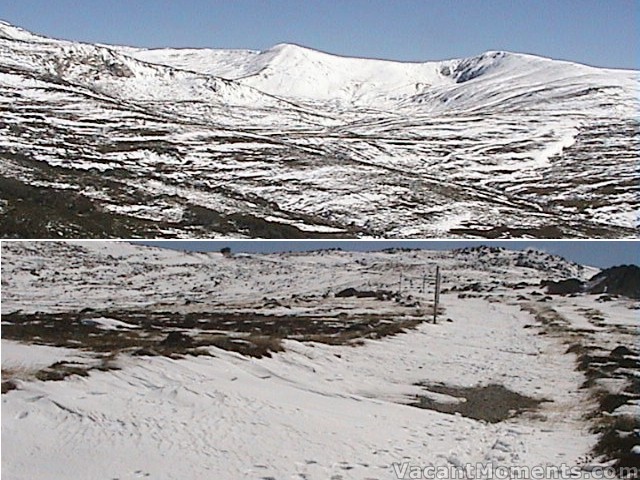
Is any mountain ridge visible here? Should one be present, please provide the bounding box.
[128,38,637,108]
[3,20,634,73]
[1,20,635,110]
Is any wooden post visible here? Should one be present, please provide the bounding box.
[433,265,441,324]
[399,270,403,295]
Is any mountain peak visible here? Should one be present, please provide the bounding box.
[260,42,332,64]
[268,42,311,52]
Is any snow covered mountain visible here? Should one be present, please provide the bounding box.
[1,21,638,238]
[131,42,634,113]
[2,242,638,479]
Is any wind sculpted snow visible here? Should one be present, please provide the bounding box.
[0,22,638,238]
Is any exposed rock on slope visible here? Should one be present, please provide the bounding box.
[543,264,640,299]
[587,265,640,299]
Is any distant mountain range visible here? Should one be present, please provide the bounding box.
[1,21,638,238]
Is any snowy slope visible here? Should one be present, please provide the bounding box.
[0,21,639,238]
[124,46,262,79]
[0,22,286,107]
[2,242,638,479]
[0,315,594,480]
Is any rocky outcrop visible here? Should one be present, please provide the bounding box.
[587,265,640,299]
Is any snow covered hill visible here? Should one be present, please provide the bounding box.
[0,242,590,314]
[2,242,638,479]
[1,21,638,238]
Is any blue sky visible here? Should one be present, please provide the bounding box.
[136,241,639,269]
[3,0,638,69]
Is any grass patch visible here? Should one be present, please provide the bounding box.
[411,382,549,423]
[2,308,426,360]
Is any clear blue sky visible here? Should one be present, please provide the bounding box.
[3,0,638,69]
[136,241,639,269]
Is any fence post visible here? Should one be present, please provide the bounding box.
[433,265,441,324]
